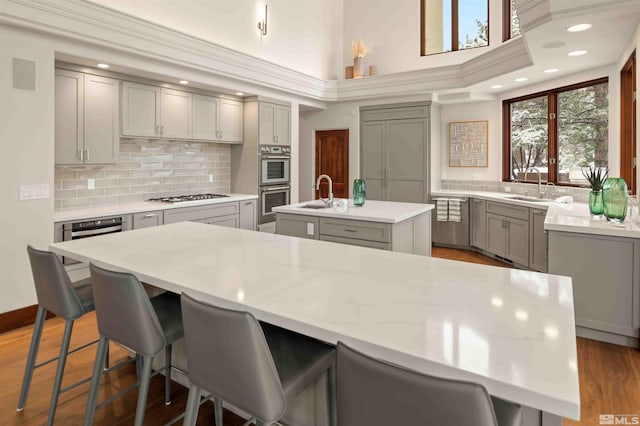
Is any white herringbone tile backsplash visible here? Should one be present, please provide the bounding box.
[54,139,230,210]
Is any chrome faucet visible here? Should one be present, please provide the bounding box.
[524,167,543,198]
[545,182,556,198]
[315,174,333,207]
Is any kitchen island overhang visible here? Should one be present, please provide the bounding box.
[50,222,580,423]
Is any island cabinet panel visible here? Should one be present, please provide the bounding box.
[276,214,319,239]
[529,209,548,272]
[205,214,239,228]
[319,218,390,243]
[486,211,529,266]
[319,234,390,250]
[487,213,508,258]
[133,211,164,229]
[471,198,487,250]
[548,231,640,342]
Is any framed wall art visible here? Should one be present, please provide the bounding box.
[448,120,488,167]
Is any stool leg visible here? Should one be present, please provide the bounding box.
[135,353,142,382]
[134,355,154,426]
[47,319,74,426]
[183,384,201,426]
[214,397,223,426]
[83,336,109,426]
[17,305,47,411]
[164,344,172,405]
[104,341,110,370]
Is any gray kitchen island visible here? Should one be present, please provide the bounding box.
[273,199,434,256]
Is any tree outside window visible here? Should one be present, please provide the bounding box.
[421,0,488,55]
[504,79,609,186]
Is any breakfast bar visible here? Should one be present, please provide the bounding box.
[50,222,580,425]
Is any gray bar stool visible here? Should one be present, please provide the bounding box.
[180,292,336,426]
[83,263,184,426]
[18,246,107,426]
[337,342,523,426]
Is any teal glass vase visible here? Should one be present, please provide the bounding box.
[353,179,366,206]
[588,190,604,218]
[602,177,628,223]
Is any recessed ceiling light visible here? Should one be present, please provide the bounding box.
[514,77,528,82]
[567,23,592,32]
[97,63,109,69]
[179,80,189,85]
[544,68,559,73]
[568,50,587,56]
[235,92,244,96]
[490,85,503,89]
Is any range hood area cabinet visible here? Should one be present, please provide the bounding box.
[360,103,433,203]
[121,81,243,143]
[55,69,120,165]
[259,101,291,145]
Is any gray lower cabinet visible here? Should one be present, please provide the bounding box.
[133,210,164,229]
[276,214,319,239]
[276,212,431,256]
[164,202,241,227]
[486,212,529,266]
[529,209,547,272]
[470,199,487,250]
[548,231,640,347]
[239,199,257,231]
[205,214,239,228]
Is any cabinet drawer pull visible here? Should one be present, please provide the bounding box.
[143,214,157,218]
[344,228,358,232]
[244,201,252,206]
[533,211,545,216]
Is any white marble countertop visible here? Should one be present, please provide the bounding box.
[430,189,553,210]
[545,202,640,238]
[50,222,579,420]
[273,199,434,223]
[53,193,258,223]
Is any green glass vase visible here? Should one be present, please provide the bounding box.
[353,179,366,206]
[588,190,604,218]
[602,177,628,223]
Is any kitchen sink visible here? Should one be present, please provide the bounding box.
[300,202,329,209]
[508,196,553,203]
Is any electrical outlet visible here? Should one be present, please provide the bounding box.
[306,223,314,235]
[87,179,95,190]
[209,174,214,183]
[504,186,511,193]
[441,172,447,180]
[19,184,50,200]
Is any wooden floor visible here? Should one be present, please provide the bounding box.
[0,248,638,425]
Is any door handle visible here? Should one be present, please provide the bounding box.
[78,149,84,161]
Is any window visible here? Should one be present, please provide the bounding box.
[421,0,488,56]
[503,0,521,41]
[503,78,609,186]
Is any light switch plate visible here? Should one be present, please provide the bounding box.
[306,223,314,235]
[20,184,50,200]
[441,172,447,180]
[87,179,95,190]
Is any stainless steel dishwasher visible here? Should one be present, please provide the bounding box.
[430,196,470,248]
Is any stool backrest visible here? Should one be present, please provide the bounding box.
[27,245,84,320]
[337,342,499,426]
[89,263,166,356]
[181,293,286,423]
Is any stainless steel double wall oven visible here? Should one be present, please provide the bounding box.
[258,145,290,224]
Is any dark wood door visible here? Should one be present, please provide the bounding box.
[315,130,349,199]
[621,50,636,195]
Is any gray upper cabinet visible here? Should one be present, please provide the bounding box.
[192,94,219,141]
[361,103,430,203]
[470,198,487,250]
[159,88,192,139]
[121,81,161,138]
[259,102,290,145]
[55,69,119,165]
[529,209,548,272]
[219,98,244,143]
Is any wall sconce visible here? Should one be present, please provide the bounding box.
[258,4,267,36]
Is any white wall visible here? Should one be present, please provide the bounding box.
[0,26,55,313]
[87,0,344,80]
[342,0,503,77]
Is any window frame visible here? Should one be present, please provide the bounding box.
[503,0,520,41]
[502,77,610,186]
[420,0,490,56]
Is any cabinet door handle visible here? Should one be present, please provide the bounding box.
[273,135,276,143]
[143,214,157,218]
[344,228,358,232]
[85,150,89,161]
[244,201,253,206]
[78,149,84,161]
[219,130,223,139]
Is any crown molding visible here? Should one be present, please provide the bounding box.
[1,0,533,105]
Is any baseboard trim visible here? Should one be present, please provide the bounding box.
[0,304,54,334]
